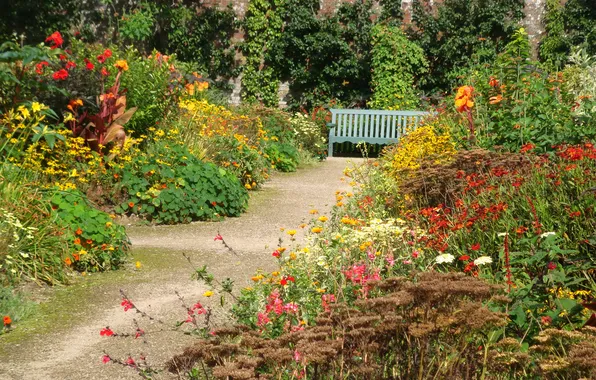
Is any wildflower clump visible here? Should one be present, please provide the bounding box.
[381,124,456,183]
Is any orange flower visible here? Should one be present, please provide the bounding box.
[74,238,81,245]
[75,228,83,235]
[65,257,72,266]
[311,227,323,233]
[489,95,503,104]
[114,60,129,71]
[488,76,499,87]
[3,315,11,326]
[455,86,474,112]
[73,253,80,261]
[128,202,134,208]
[86,239,93,245]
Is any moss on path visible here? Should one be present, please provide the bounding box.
[0,158,358,380]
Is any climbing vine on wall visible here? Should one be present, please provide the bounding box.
[241,0,286,107]
[369,24,428,110]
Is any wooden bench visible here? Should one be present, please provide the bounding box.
[326,109,431,157]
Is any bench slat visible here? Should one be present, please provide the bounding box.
[327,108,431,157]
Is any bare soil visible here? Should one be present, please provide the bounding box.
[0,158,357,380]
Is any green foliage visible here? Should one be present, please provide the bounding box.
[120,5,155,44]
[378,0,404,25]
[369,24,428,110]
[115,139,249,224]
[241,0,286,106]
[540,0,569,70]
[563,0,596,56]
[408,0,524,94]
[119,48,184,137]
[167,5,237,80]
[50,189,130,272]
[0,177,68,285]
[264,142,298,172]
[267,0,374,110]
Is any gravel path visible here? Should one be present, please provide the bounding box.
[0,158,358,380]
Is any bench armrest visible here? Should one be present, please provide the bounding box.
[326,122,336,129]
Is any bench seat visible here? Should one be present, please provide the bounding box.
[326,108,431,157]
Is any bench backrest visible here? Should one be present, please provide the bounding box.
[329,109,430,140]
[327,109,431,156]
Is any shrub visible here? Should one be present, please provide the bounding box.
[381,124,456,183]
[50,189,129,272]
[114,136,249,224]
[368,23,428,110]
[288,113,327,158]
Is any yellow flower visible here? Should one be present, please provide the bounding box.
[79,249,88,255]
[318,216,328,222]
[245,183,252,190]
[299,223,307,229]
[203,290,214,297]
[105,222,112,228]
[311,226,323,233]
[272,271,280,277]
[316,288,326,293]
[287,229,297,236]
[31,102,42,113]
[309,209,318,215]
[289,252,297,260]
[135,261,141,269]
[251,274,264,282]
[114,60,129,71]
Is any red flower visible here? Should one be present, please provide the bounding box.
[84,58,95,70]
[59,54,67,61]
[52,69,69,81]
[272,250,281,258]
[541,316,552,325]
[213,234,223,241]
[459,255,470,261]
[547,262,557,270]
[3,315,11,326]
[45,31,63,49]
[125,356,136,367]
[101,67,109,76]
[470,243,480,251]
[520,143,535,153]
[489,76,499,87]
[134,328,145,339]
[100,327,114,337]
[103,49,112,58]
[569,211,581,218]
[280,278,287,286]
[65,61,76,70]
[35,61,49,75]
[121,299,134,312]
[102,355,111,364]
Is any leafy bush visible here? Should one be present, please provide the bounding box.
[264,142,298,172]
[50,189,129,272]
[114,137,249,224]
[369,24,428,110]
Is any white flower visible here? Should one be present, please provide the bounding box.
[497,232,508,237]
[540,232,556,238]
[435,254,455,264]
[474,256,493,266]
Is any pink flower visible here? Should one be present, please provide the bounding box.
[213,234,223,241]
[322,293,336,312]
[294,350,301,362]
[102,355,111,364]
[283,303,299,314]
[412,251,420,258]
[125,356,136,367]
[257,312,270,327]
[100,327,114,337]
[402,260,412,265]
[386,255,395,266]
[547,262,557,270]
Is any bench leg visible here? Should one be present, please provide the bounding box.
[328,140,333,158]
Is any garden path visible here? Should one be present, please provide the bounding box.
[0,157,357,380]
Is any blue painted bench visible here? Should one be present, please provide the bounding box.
[326,109,431,157]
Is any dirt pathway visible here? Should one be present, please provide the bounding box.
[0,158,357,380]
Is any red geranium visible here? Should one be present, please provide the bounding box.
[45,31,63,49]
[35,61,49,75]
[65,61,76,70]
[52,69,69,81]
